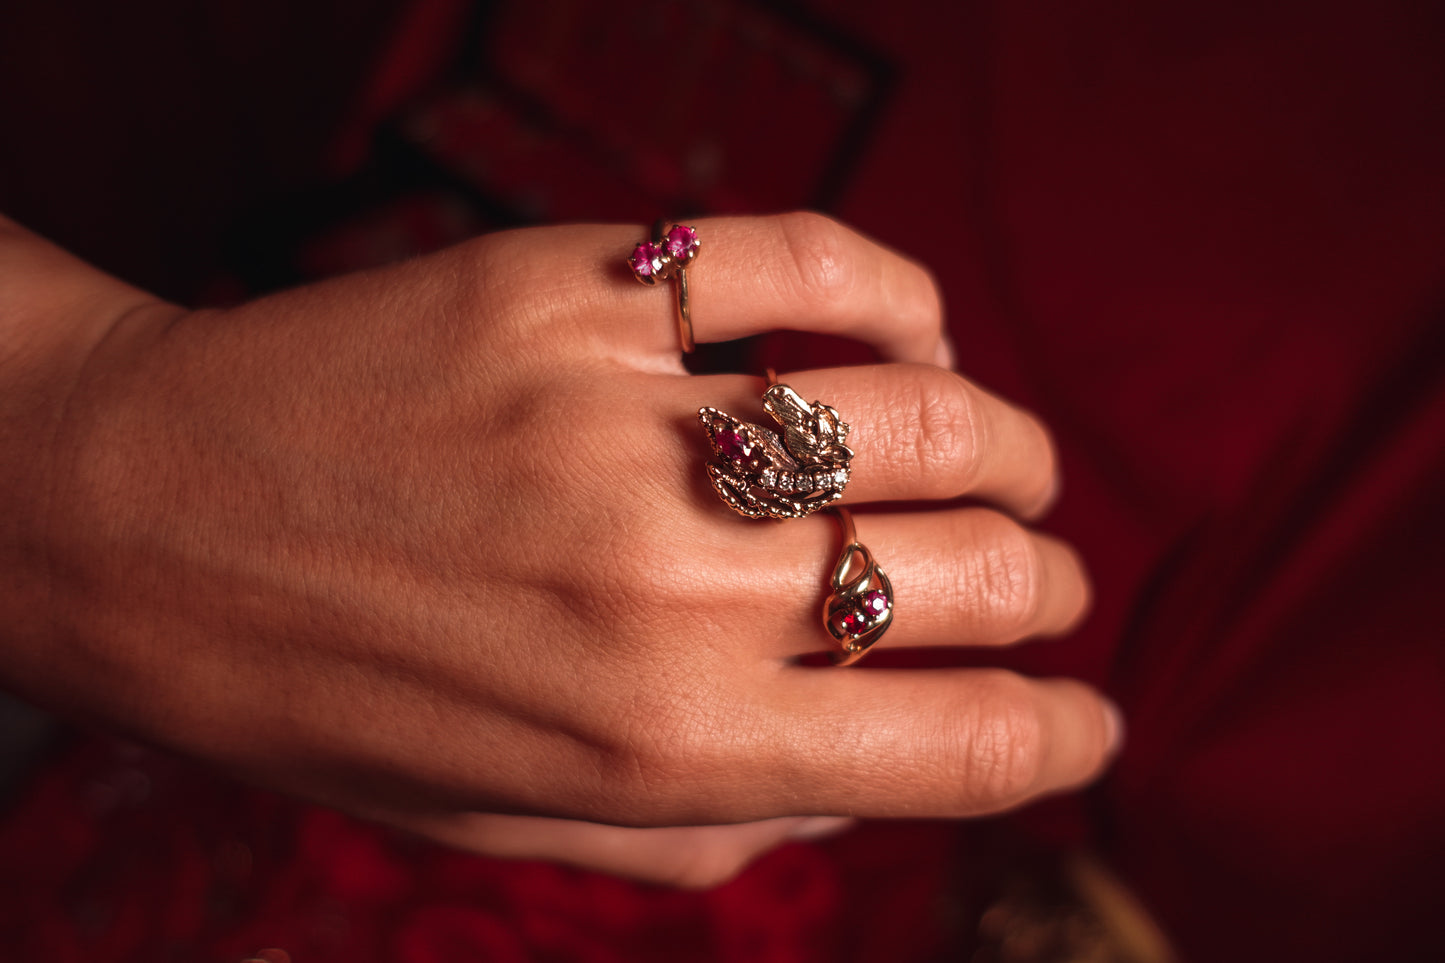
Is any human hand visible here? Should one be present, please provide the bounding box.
[0,213,1118,887]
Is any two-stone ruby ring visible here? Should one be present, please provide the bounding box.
[628,220,700,353]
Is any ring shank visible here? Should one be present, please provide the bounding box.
[675,267,694,353]
[650,218,694,354]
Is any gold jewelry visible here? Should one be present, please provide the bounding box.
[698,374,853,519]
[824,507,893,665]
[628,219,699,353]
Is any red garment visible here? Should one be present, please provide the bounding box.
[1,1,1443,960]
[0,740,968,961]
[905,6,1445,958]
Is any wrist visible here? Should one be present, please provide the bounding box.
[0,214,169,375]
[0,214,180,698]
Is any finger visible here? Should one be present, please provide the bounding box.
[881,512,1091,647]
[390,812,855,889]
[697,363,1060,518]
[752,507,1090,656]
[800,364,1059,517]
[493,215,947,364]
[737,670,1122,820]
[684,214,947,363]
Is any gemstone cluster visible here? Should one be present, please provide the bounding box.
[834,589,892,639]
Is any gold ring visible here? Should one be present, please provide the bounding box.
[698,372,854,519]
[628,219,699,353]
[823,507,893,665]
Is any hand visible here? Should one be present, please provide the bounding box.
[0,213,1118,887]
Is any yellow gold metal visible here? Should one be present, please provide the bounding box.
[699,380,854,519]
[823,507,893,665]
[628,218,697,354]
[675,255,695,353]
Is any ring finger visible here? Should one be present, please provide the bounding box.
[503,214,950,366]
[736,505,1090,660]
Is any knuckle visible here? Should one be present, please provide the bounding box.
[544,495,676,608]
[565,532,699,654]
[588,676,726,809]
[584,713,685,812]
[775,211,858,310]
[905,372,984,493]
[960,673,1044,807]
[457,232,519,308]
[453,232,556,339]
[963,513,1046,638]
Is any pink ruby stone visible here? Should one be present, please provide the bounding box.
[716,427,750,463]
[664,224,699,261]
[865,590,890,615]
[629,241,662,277]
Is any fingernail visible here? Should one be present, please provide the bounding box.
[789,816,857,841]
[1102,699,1126,759]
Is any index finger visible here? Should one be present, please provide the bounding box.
[502,214,950,365]
[683,213,949,364]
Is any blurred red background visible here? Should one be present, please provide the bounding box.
[1,1,1442,960]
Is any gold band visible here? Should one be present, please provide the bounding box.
[824,507,893,665]
[675,257,694,353]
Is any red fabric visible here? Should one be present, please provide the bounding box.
[1,1,1443,960]
[900,5,1445,959]
[0,740,965,961]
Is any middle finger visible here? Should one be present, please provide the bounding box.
[697,363,1060,521]
[738,505,1091,659]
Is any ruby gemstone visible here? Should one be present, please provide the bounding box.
[838,591,891,638]
[629,242,662,277]
[664,224,699,261]
[716,428,751,463]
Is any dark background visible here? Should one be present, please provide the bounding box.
[2,1,1443,960]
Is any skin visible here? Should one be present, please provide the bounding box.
[0,211,1120,889]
